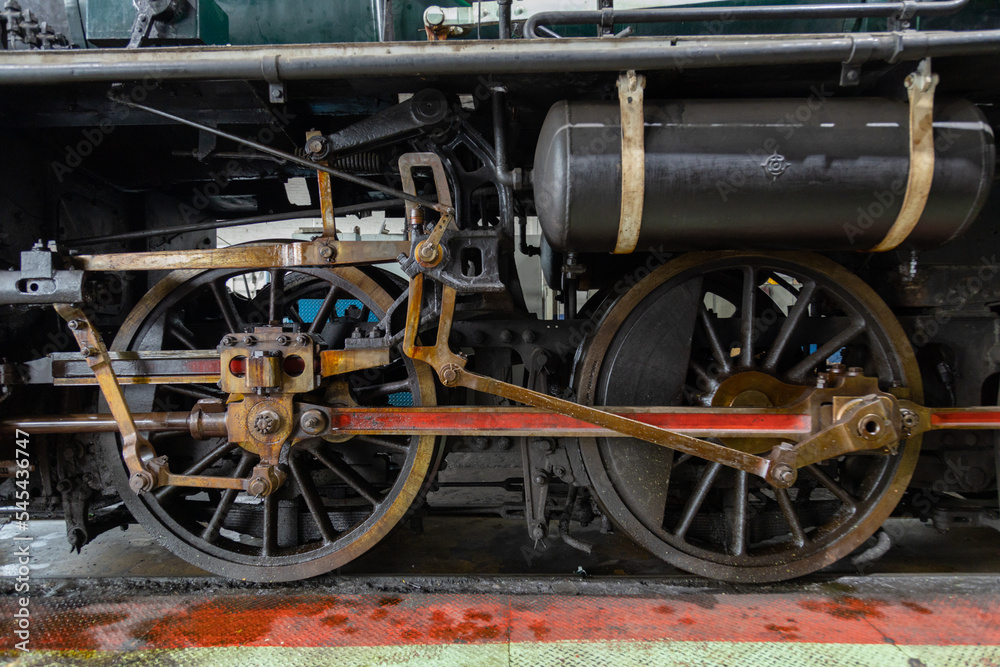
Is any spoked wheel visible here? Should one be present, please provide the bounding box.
[576,252,921,582]
[100,266,436,581]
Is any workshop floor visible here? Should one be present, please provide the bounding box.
[1,516,999,665]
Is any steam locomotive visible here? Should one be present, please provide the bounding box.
[1,0,999,582]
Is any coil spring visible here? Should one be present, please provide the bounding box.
[331,151,387,175]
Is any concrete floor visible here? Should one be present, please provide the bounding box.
[2,515,997,581]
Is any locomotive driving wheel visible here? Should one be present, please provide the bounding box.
[576,252,922,582]
[100,265,436,581]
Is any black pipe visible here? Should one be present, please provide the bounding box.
[3,30,1000,84]
[64,199,406,247]
[492,86,515,189]
[498,0,512,40]
[524,0,969,39]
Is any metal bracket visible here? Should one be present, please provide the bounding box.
[869,58,938,252]
[840,37,874,87]
[614,70,646,255]
[0,243,84,305]
[261,55,286,104]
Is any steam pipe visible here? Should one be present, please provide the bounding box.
[524,0,970,39]
[1,30,1000,84]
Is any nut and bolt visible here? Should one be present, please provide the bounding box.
[351,328,363,339]
[530,522,546,541]
[243,335,257,346]
[221,335,237,347]
[81,346,99,357]
[771,463,796,487]
[319,245,335,260]
[532,438,553,453]
[129,470,155,494]
[473,436,489,451]
[247,476,269,498]
[305,135,328,156]
[253,409,281,435]
[67,319,82,330]
[276,335,290,346]
[901,410,920,429]
[300,409,326,435]
[416,241,441,265]
[846,366,864,377]
[296,334,310,346]
[533,472,549,486]
[522,330,537,344]
[552,465,567,478]
[440,364,460,386]
[499,329,513,343]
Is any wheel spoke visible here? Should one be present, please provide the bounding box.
[311,449,381,506]
[289,457,338,543]
[785,319,867,383]
[155,441,236,503]
[775,488,807,548]
[167,316,198,350]
[285,303,305,326]
[308,285,340,335]
[805,465,858,514]
[262,493,278,557]
[762,279,817,372]
[674,461,722,539]
[739,266,756,368]
[201,452,255,544]
[699,306,731,374]
[355,435,410,452]
[689,360,718,393]
[729,470,749,556]
[268,270,285,325]
[209,280,242,334]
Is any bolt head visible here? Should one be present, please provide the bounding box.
[522,330,537,344]
[222,335,237,347]
[771,463,796,487]
[296,334,310,346]
[496,437,511,450]
[81,346,99,357]
[473,436,489,451]
[243,335,256,346]
[319,245,334,259]
[276,335,290,346]
[68,319,82,330]
[253,409,281,435]
[499,330,513,343]
[247,477,268,498]
[533,473,548,486]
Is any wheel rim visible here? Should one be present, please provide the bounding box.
[576,251,921,582]
[101,266,436,581]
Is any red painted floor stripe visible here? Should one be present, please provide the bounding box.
[1,591,997,651]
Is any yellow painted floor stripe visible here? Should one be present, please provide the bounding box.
[3,642,1000,666]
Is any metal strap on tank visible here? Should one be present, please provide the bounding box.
[870,58,939,252]
[614,70,646,255]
